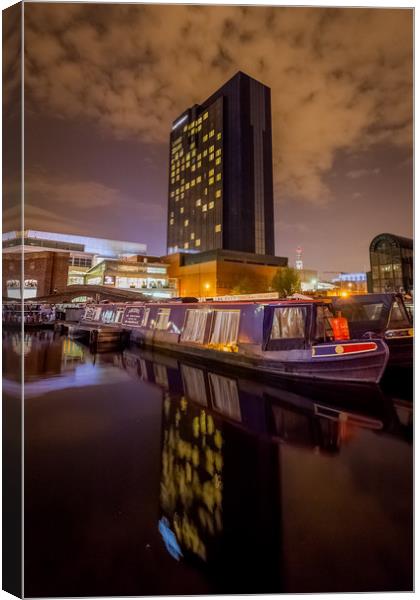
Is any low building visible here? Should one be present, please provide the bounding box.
[330,272,368,294]
[3,230,148,299]
[164,249,288,298]
[84,256,177,299]
[369,233,413,293]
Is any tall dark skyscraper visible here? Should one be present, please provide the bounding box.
[167,71,275,256]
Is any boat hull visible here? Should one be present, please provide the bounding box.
[128,330,389,385]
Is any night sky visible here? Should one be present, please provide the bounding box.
[5,4,413,272]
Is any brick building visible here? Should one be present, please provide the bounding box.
[3,251,69,298]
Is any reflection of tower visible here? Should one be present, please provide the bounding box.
[295,246,303,271]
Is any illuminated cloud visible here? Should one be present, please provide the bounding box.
[24,5,412,205]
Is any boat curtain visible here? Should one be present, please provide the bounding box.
[181,310,208,343]
[155,308,171,330]
[270,307,306,339]
[210,310,240,346]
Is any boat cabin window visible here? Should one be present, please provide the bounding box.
[388,300,411,329]
[155,308,171,330]
[93,307,102,321]
[315,305,335,341]
[209,310,240,347]
[141,307,150,327]
[181,309,208,343]
[270,306,306,340]
[114,309,124,323]
[101,309,115,324]
[338,302,384,322]
[266,306,308,350]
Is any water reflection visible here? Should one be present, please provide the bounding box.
[8,333,412,595]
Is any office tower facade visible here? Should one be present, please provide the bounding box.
[167,71,275,256]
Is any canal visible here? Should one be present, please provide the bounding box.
[3,330,413,596]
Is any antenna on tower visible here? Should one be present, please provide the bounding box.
[295,246,303,270]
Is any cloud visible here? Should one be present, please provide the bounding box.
[24,5,413,205]
[25,171,122,208]
[347,167,381,179]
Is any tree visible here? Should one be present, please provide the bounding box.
[271,267,301,298]
[230,275,268,295]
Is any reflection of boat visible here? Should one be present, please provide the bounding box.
[122,347,411,451]
[124,347,412,593]
[82,299,390,384]
[331,293,413,368]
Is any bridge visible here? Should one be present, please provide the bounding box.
[31,285,149,303]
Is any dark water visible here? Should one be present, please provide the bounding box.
[3,331,413,596]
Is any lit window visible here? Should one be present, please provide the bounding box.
[197,161,202,168]
[197,153,202,160]
[216,157,221,165]
[187,152,191,160]
[198,117,202,124]
[170,218,174,225]
[184,219,189,226]
[209,129,215,137]
[170,191,175,198]
[216,173,222,181]
[203,134,208,142]
[203,150,208,157]
[191,232,195,240]
[209,154,214,161]
[209,168,214,176]
[197,175,202,183]
[185,182,190,190]
[195,239,201,247]
[180,207,184,214]
[203,204,208,212]
[184,242,189,249]
[196,199,202,207]
[192,165,196,172]
[209,177,214,185]
[186,161,190,168]
[203,112,208,120]
[171,178,175,184]
[191,179,196,187]
[204,188,208,195]
[192,149,197,156]
[197,124,202,132]
[216,149,221,156]
[215,190,222,198]
[170,211,174,217]
[217,132,222,140]
[210,145,214,153]
[209,201,214,209]
[215,224,221,232]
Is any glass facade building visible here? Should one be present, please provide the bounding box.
[369,233,413,293]
[167,72,274,256]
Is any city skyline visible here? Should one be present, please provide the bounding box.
[4,4,413,272]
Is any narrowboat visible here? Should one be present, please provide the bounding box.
[80,299,389,384]
[331,293,413,368]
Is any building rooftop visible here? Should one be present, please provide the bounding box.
[3,230,147,258]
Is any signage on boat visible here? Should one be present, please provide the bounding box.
[83,307,96,320]
[199,292,280,302]
[123,306,144,326]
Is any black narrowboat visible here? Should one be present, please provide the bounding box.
[81,298,389,384]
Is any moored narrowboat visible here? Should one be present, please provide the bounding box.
[331,293,413,368]
[80,299,389,384]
